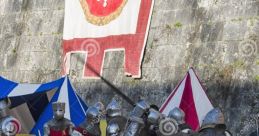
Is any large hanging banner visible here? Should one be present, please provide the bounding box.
[63,0,154,79]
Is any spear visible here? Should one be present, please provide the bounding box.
[86,63,135,106]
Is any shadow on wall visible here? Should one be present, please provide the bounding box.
[78,77,258,135]
[70,53,259,135]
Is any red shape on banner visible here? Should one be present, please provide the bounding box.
[86,0,124,16]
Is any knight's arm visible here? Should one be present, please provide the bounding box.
[69,122,75,135]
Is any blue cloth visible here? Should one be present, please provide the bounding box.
[0,76,88,136]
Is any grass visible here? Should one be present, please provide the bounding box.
[174,22,183,28]
[255,75,259,81]
[12,48,17,53]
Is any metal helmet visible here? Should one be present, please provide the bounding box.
[106,98,122,118]
[168,107,185,124]
[0,98,10,118]
[94,102,106,115]
[130,100,150,118]
[147,108,163,125]
[107,122,120,136]
[86,106,101,124]
[84,123,101,136]
[52,102,65,120]
[200,108,225,130]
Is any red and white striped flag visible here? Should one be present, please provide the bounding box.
[160,68,214,130]
[62,0,154,79]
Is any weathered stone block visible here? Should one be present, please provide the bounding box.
[0,0,23,15]
[24,10,64,35]
[200,21,224,42]
[19,36,62,52]
[103,51,124,69]
[23,0,64,11]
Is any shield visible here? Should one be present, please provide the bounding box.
[159,118,179,136]
[79,0,128,25]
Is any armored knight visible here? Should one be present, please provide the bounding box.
[168,107,192,134]
[146,108,181,136]
[198,108,232,136]
[79,106,101,136]
[0,98,21,136]
[146,108,164,135]
[43,102,74,136]
[123,100,150,136]
[107,122,120,136]
[94,102,106,118]
[106,98,127,136]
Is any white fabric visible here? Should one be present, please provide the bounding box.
[63,0,142,39]
[160,68,213,126]
[189,69,213,125]
[8,84,41,97]
[57,77,71,120]
[161,76,187,115]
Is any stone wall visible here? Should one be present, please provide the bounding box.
[0,0,259,135]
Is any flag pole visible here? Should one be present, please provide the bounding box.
[86,64,135,107]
